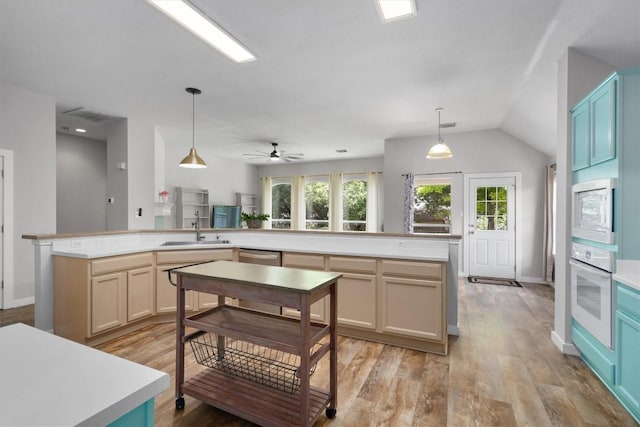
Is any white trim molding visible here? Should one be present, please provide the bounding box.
[551,330,580,355]
[0,149,14,309]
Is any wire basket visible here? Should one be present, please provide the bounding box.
[188,331,318,394]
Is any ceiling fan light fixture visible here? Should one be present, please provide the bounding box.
[179,87,207,169]
[426,108,453,160]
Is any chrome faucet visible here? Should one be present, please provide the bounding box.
[194,210,204,241]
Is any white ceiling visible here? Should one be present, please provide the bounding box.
[1,0,639,164]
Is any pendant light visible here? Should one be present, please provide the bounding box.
[426,107,453,159]
[179,87,207,168]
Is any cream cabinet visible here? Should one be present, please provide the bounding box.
[54,252,155,344]
[281,253,327,322]
[380,260,446,343]
[155,249,235,314]
[328,256,377,330]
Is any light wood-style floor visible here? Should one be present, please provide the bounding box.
[3,281,638,426]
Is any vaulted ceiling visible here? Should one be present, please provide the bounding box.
[1,0,638,163]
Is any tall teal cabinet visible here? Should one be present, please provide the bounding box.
[570,68,640,426]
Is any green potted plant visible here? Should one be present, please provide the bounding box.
[241,212,270,229]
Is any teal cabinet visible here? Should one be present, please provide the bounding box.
[571,75,618,172]
[615,283,640,421]
[572,101,590,171]
[590,79,617,165]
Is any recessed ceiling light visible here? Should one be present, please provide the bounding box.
[374,0,417,22]
[75,128,86,133]
[146,0,256,63]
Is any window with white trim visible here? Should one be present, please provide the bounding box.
[305,176,329,230]
[342,174,367,231]
[413,177,451,234]
[271,177,291,229]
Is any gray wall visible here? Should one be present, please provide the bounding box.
[56,132,107,233]
[0,81,56,304]
[257,157,383,178]
[106,119,129,231]
[384,129,551,280]
[126,120,155,230]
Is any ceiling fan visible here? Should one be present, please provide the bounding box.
[243,142,304,162]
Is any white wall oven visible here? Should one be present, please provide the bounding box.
[572,178,615,244]
[570,242,614,349]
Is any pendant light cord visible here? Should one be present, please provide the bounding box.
[192,91,195,149]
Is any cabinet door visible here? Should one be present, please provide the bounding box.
[337,273,376,330]
[127,267,154,322]
[282,253,327,322]
[91,272,127,335]
[572,101,590,171]
[380,276,443,341]
[156,265,194,313]
[616,311,640,417]
[590,79,616,165]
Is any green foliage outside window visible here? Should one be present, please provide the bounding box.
[414,184,451,233]
[343,180,367,231]
[305,181,329,229]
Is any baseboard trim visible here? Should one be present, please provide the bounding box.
[448,324,460,336]
[551,330,580,355]
[518,275,548,285]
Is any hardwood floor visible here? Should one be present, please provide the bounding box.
[4,281,638,426]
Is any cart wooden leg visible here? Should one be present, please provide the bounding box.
[175,276,186,409]
[300,294,311,426]
[329,280,338,414]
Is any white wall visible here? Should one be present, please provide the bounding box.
[164,143,258,226]
[384,129,551,280]
[0,81,56,304]
[552,49,614,353]
[106,119,128,231]
[56,132,107,233]
[127,120,155,230]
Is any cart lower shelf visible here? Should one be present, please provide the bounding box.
[182,368,333,427]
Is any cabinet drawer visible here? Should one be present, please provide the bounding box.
[617,283,640,321]
[282,253,325,270]
[156,249,233,265]
[91,253,153,276]
[380,259,442,279]
[328,256,376,274]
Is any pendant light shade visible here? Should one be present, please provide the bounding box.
[426,108,453,159]
[179,87,207,169]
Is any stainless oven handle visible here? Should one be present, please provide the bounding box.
[569,259,612,278]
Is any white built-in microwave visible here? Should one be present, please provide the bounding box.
[572,178,615,244]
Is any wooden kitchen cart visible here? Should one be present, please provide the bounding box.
[172,260,341,427]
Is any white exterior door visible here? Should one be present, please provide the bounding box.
[468,177,516,279]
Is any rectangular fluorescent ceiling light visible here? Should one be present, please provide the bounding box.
[146,0,256,63]
[375,0,417,22]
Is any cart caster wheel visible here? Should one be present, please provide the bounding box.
[326,408,337,419]
[176,397,185,410]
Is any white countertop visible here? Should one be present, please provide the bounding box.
[50,231,455,262]
[613,260,640,292]
[0,323,169,426]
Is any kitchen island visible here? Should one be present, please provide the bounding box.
[24,229,460,354]
[0,323,169,427]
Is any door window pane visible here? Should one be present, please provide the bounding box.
[476,186,509,231]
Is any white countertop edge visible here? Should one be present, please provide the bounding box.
[613,273,640,293]
[80,375,170,426]
[52,243,449,262]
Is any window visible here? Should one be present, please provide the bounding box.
[271,178,291,229]
[343,174,367,231]
[305,176,329,230]
[413,178,451,234]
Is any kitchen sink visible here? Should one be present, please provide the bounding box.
[160,240,231,246]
